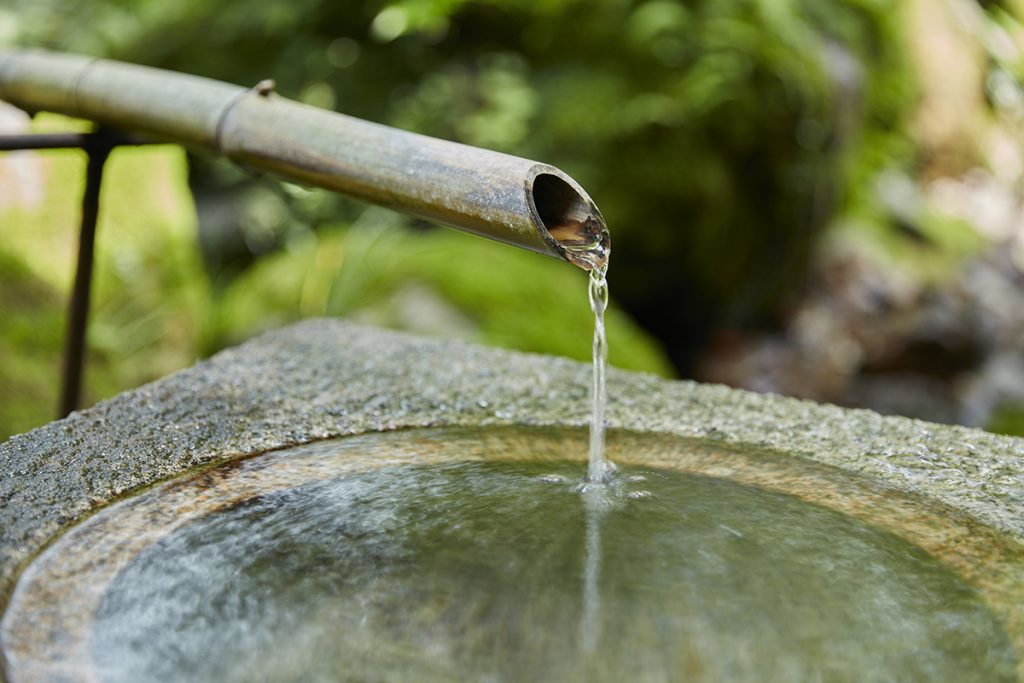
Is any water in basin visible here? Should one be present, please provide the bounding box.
[2,427,1018,682]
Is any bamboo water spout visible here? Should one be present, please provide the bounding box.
[0,49,609,271]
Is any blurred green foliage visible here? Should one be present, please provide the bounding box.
[4,0,1020,438]
[4,0,915,369]
[211,209,672,374]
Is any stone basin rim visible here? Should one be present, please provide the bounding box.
[1,319,1023,680]
[2,318,1022,582]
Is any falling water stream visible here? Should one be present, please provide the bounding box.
[578,262,612,650]
[586,266,611,485]
[578,249,612,651]
[556,225,612,486]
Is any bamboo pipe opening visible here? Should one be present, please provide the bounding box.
[529,172,610,272]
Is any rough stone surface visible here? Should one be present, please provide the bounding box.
[2,319,1023,602]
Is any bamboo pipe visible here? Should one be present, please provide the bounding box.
[0,49,609,271]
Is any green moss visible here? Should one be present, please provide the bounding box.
[985,404,1024,438]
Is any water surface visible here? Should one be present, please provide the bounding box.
[3,428,1018,683]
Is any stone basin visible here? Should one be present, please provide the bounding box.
[1,320,1022,681]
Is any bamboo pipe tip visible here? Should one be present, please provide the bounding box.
[529,172,610,273]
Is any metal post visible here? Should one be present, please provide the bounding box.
[0,133,95,151]
[58,132,112,417]
[0,130,160,418]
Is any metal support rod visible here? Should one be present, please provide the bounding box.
[0,131,149,151]
[0,131,161,416]
[58,132,112,417]
[0,132,94,150]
